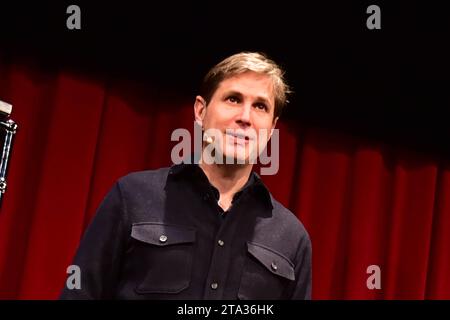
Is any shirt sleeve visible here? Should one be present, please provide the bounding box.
[287,231,312,300]
[59,181,129,299]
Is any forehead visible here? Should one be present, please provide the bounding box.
[215,71,275,103]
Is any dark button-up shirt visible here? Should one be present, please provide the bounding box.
[60,163,312,300]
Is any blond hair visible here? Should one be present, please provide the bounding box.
[199,52,291,119]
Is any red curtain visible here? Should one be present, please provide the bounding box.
[0,58,449,300]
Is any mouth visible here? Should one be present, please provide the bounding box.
[225,131,253,145]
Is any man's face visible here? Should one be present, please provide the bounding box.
[195,71,278,163]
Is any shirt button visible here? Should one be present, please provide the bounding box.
[271,262,278,271]
[217,240,225,247]
[159,235,168,243]
[211,282,218,290]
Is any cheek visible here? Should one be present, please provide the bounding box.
[253,118,275,133]
[254,125,274,146]
[206,107,236,128]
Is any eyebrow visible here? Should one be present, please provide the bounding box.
[224,90,272,108]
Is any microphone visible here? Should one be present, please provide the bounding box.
[203,132,214,144]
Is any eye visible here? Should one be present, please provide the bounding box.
[227,95,240,104]
[254,103,268,111]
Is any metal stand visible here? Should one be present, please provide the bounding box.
[0,100,18,208]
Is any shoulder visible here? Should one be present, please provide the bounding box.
[106,167,172,220]
[270,197,310,244]
[112,167,171,203]
[117,167,170,189]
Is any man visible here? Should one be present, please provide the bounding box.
[60,52,312,299]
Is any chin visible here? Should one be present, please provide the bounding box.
[222,147,256,165]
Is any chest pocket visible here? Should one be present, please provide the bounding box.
[129,222,196,295]
[238,241,295,300]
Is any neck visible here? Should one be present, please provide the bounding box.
[199,156,253,211]
[199,161,252,195]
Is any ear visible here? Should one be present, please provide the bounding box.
[270,116,279,138]
[194,96,207,127]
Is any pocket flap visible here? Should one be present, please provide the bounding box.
[131,222,196,246]
[247,242,295,281]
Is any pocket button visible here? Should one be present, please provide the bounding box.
[271,262,278,271]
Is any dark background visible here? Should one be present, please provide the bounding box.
[0,1,448,155]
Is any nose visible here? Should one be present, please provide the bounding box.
[236,103,251,127]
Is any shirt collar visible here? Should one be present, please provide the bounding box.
[167,162,273,209]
